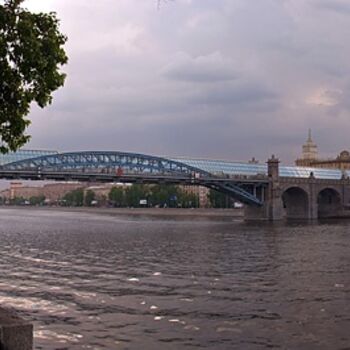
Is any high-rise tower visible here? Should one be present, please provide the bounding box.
[296,131,350,169]
[295,129,318,166]
[302,129,318,160]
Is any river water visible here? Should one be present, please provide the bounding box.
[0,208,350,350]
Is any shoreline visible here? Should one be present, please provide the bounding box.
[0,206,244,218]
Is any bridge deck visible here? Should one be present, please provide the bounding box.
[0,150,346,180]
[0,150,348,208]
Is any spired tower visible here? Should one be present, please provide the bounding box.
[302,129,318,160]
[295,129,318,166]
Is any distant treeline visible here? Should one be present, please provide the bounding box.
[0,184,237,208]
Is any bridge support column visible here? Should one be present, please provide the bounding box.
[267,186,284,221]
[308,174,318,220]
[244,203,269,221]
[244,188,283,221]
[266,155,284,221]
[244,155,283,221]
[342,177,350,213]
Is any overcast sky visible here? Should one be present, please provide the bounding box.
[23,0,350,164]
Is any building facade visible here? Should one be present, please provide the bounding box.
[0,182,84,202]
[295,129,318,167]
[180,185,210,208]
[295,131,350,170]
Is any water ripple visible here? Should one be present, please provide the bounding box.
[0,209,350,349]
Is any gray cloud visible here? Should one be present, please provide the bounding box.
[313,0,350,15]
[189,81,278,108]
[161,51,237,82]
[21,0,350,165]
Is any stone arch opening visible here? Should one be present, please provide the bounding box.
[317,188,342,218]
[282,187,309,219]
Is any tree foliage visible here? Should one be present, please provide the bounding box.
[62,188,84,207]
[0,0,67,152]
[10,195,25,205]
[208,189,233,208]
[125,184,149,207]
[29,194,45,205]
[108,184,200,208]
[109,186,125,207]
[84,190,96,207]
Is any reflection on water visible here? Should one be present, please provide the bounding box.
[1,208,350,349]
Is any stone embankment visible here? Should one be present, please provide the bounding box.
[0,308,32,350]
[2,206,244,218]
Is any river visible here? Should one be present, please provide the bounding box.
[0,208,350,349]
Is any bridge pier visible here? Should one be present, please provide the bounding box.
[244,155,284,221]
[308,175,318,220]
[244,156,323,221]
[244,156,350,221]
[267,155,284,221]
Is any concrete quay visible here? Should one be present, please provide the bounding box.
[0,308,33,350]
[1,206,244,218]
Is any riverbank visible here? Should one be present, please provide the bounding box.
[0,206,244,218]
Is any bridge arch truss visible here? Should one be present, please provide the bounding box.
[0,151,264,206]
[1,151,205,176]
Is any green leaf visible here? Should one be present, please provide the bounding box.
[0,0,67,152]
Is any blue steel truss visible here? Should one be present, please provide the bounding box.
[205,182,263,206]
[0,151,263,206]
[1,151,208,175]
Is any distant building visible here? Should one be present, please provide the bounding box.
[85,183,128,200]
[248,157,259,164]
[180,185,210,208]
[295,129,318,167]
[0,182,129,204]
[0,182,84,202]
[309,150,350,170]
[9,182,23,200]
[295,130,350,170]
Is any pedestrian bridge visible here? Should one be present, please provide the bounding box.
[0,150,349,220]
